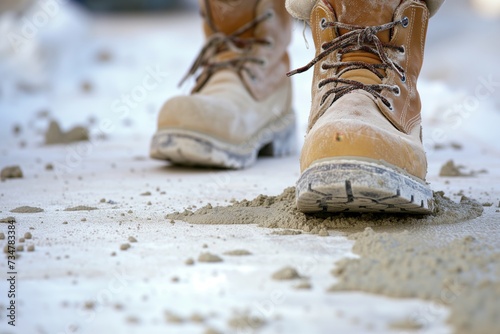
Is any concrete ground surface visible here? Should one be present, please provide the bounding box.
[0,0,499,333]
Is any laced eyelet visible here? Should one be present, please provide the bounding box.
[401,74,407,83]
[320,18,327,30]
[265,38,275,48]
[401,16,409,28]
[393,86,401,96]
[399,46,405,54]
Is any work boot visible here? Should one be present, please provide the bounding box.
[150,0,296,169]
[286,0,435,213]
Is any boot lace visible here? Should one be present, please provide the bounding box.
[288,17,409,109]
[179,2,273,92]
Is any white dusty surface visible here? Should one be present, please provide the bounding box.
[0,0,500,333]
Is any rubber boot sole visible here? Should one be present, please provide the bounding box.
[150,112,296,169]
[296,158,434,214]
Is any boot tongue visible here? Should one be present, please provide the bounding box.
[326,0,401,85]
[328,0,401,42]
[204,0,258,38]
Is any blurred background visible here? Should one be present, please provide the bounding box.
[0,0,499,157]
[72,0,186,11]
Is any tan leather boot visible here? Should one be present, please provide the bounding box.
[288,0,434,213]
[150,0,296,169]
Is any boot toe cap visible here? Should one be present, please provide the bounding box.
[300,98,427,180]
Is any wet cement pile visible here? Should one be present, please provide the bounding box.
[331,228,500,334]
[167,187,499,333]
[167,187,483,234]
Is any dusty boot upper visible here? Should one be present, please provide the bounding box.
[156,0,293,145]
[289,0,430,180]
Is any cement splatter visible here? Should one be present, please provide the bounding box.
[164,311,184,324]
[198,252,223,263]
[227,311,266,331]
[329,228,499,334]
[1,165,23,180]
[389,318,423,331]
[223,249,252,256]
[272,266,301,280]
[10,206,44,213]
[294,280,312,290]
[64,206,98,212]
[439,160,471,177]
[45,120,89,145]
[271,229,302,235]
[439,159,487,177]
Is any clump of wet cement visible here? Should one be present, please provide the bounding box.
[167,187,492,333]
[439,159,487,177]
[45,120,89,145]
[10,206,44,213]
[330,229,500,334]
[167,187,483,234]
[1,165,23,180]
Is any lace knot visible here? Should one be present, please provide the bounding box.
[357,26,378,45]
[179,3,273,92]
[288,17,407,110]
